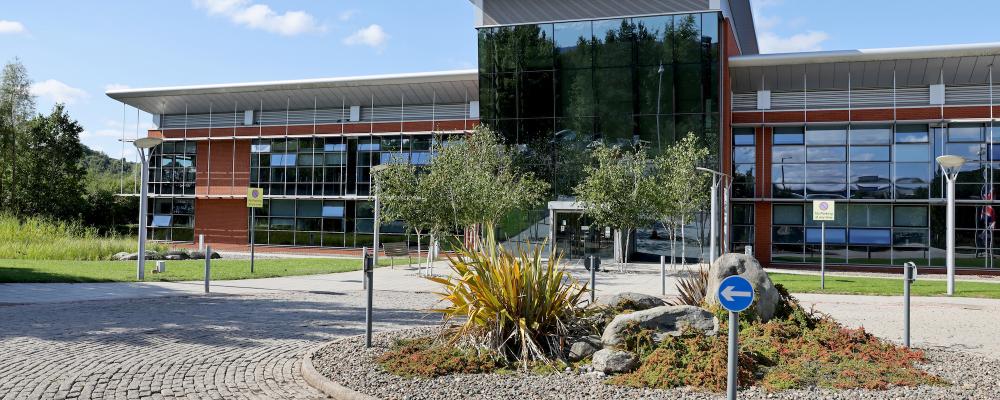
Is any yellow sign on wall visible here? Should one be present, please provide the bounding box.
[812,200,835,221]
[247,187,263,208]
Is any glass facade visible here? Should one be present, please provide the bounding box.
[478,12,722,197]
[479,12,722,260]
[249,198,409,247]
[148,198,195,242]
[147,141,197,241]
[765,123,1000,268]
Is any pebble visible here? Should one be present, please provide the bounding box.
[312,327,1000,400]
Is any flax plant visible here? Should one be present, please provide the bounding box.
[427,232,588,369]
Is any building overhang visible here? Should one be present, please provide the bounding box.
[731,42,1000,68]
[106,69,479,116]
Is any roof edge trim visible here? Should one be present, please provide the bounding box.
[731,42,1000,67]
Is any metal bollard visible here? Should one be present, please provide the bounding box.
[204,245,211,293]
[199,234,205,252]
[589,256,597,304]
[903,261,917,348]
[364,251,374,348]
[660,255,666,295]
[362,247,369,290]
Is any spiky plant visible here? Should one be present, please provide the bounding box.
[426,232,588,368]
[669,266,709,306]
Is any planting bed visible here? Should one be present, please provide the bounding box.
[310,327,1000,400]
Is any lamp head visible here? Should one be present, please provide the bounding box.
[936,155,966,177]
[133,137,163,150]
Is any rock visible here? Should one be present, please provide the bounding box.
[705,253,780,321]
[163,250,190,260]
[596,292,667,311]
[190,251,222,260]
[567,335,602,362]
[112,252,131,261]
[602,305,718,348]
[211,252,222,259]
[591,349,639,374]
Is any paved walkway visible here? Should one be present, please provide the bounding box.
[3,260,1000,399]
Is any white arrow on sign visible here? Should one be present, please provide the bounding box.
[720,286,753,302]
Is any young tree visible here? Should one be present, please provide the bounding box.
[650,133,711,268]
[574,143,656,271]
[373,162,435,273]
[19,105,87,219]
[0,58,36,214]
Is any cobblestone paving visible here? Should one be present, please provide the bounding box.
[0,290,439,400]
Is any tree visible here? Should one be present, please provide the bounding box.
[373,162,437,273]
[18,105,87,219]
[0,59,36,214]
[650,133,711,267]
[574,143,657,271]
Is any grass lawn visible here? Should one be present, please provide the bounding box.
[770,272,1000,299]
[0,257,412,283]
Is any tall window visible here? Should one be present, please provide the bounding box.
[149,141,197,196]
[732,127,755,198]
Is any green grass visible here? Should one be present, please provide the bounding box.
[0,214,167,260]
[0,257,411,283]
[770,272,1000,299]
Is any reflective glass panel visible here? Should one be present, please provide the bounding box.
[806,147,846,162]
[849,146,890,162]
[805,126,847,145]
[850,126,892,145]
[773,204,804,225]
[772,146,805,163]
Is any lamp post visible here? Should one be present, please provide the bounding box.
[936,155,965,296]
[697,167,730,265]
[656,63,664,151]
[371,164,391,267]
[133,136,163,281]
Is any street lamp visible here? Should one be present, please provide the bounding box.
[936,154,966,296]
[656,63,665,152]
[133,136,163,281]
[697,167,730,266]
[371,163,391,266]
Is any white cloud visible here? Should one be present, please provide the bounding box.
[192,0,324,36]
[758,31,830,53]
[105,83,130,92]
[751,0,830,53]
[0,20,26,35]
[30,79,88,105]
[338,10,357,21]
[343,24,388,49]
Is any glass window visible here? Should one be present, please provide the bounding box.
[850,125,892,145]
[893,206,928,227]
[806,228,846,244]
[949,123,984,142]
[593,19,632,67]
[848,228,891,245]
[773,127,804,144]
[297,201,322,218]
[773,204,803,225]
[772,146,805,163]
[772,164,805,183]
[358,143,381,151]
[895,125,929,143]
[734,147,754,163]
[806,147,846,162]
[270,200,295,217]
[893,229,928,246]
[322,201,345,217]
[151,215,172,227]
[518,24,554,70]
[634,15,673,66]
[734,132,754,145]
[805,126,847,145]
[732,204,754,225]
[806,164,847,183]
[848,204,891,227]
[324,143,346,152]
[773,226,804,243]
[849,146,890,162]
[895,144,929,162]
[554,21,592,69]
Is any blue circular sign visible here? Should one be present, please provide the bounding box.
[717,275,755,312]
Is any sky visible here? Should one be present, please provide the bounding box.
[1,0,999,161]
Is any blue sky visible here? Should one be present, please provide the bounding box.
[0,0,998,160]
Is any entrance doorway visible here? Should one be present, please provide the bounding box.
[552,211,613,260]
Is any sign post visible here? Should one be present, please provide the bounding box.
[718,275,755,400]
[246,188,264,274]
[812,200,836,289]
[363,248,375,348]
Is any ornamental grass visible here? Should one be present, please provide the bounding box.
[425,232,589,369]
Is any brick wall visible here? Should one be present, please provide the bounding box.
[194,199,248,245]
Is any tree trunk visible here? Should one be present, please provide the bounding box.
[415,230,423,275]
[622,229,631,273]
[669,225,676,270]
[680,216,686,268]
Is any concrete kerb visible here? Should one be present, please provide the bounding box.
[301,339,379,400]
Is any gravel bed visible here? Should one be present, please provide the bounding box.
[312,327,1000,400]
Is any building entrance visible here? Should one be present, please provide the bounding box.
[552,211,613,261]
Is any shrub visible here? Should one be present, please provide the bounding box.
[669,265,709,306]
[426,233,588,368]
[377,337,497,377]
[0,214,165,260]
[610,289,944,392]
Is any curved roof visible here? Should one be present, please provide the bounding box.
[106,69,479,115]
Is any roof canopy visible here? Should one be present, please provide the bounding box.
[731,43,1000,92]
[106,70,479,115]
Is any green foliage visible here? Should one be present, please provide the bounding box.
[377,337,498,378]
[770,272,1000,299]
[574,143,657,264]
[668,265,710,306]
[0,214,164,261]
[609,289,943,392]
[426,232,588,368]
[648,132,712,250]
[17,104,87,219]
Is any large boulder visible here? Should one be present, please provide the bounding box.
[567,335,602,362]
[596,292,667,311]
[705,253,780,321]
[602,305,718,348]
[591,349,639,374]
